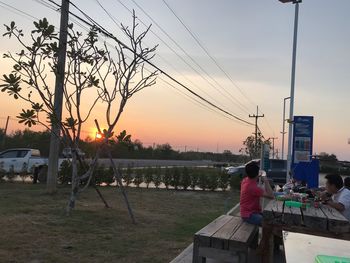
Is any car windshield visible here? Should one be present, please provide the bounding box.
[0,150,18,158]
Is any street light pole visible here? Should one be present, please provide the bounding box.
[279,0,302,182]
[281,97,290,160]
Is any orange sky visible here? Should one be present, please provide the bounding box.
[1,0,350,160]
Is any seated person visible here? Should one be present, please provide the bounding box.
[323,174,350,221]
[344,177,350,190]
[240,162,274,226]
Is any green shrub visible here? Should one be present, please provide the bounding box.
[207,173,219,191]
[190,168,199,190]
[218,171,229,191]
[153,166,162,189]
[144,167,153,189]
[180,166,191,190]
[133,169,143,188]
[6,165,16,182]
[123,163,133,187]
[19,162,28,183]
[104,166,115,186]
[198,173,209,191]
[171,167,181,190]
[163,167,172,190]
[0,162,5,182]
[229,175,242,191]
[94,164,106,186]
[58,160,72,184]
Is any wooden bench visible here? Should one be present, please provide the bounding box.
[193,215,258,263]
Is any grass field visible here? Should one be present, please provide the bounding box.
[0,183,239,263]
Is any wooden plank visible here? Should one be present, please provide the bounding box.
[263,199,282,221]
[227,202,240,216]
[229,221,258,249]
[211,216,243,249]
[320,205,350,233]
[283,206,302,226]
[302,206,328,231]
[170,244,193,263]
[198,247,240,262]
[194,215,233,247]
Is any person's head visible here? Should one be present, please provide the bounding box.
[245,162,259,179]
[325,174,343,194]
[344,177,350,190]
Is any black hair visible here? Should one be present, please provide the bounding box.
[344,177,350,189]
[245,162,259,179]
[325,174,343,190]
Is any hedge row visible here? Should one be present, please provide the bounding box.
[58,161,242,191]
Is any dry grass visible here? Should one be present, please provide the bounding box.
[0,183,239,263]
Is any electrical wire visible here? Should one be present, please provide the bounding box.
[50,0,254,126]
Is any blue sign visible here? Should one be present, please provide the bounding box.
[292,116,314,165]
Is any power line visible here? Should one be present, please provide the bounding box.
[33,0,251,128]
[161,0,254,114]
[128,0,252,116]
[114,0,240,113]
[4,0,253,126]
[93,0,229,112]
[160,0,279,137]
[34,0,238,127]
[0,0,39,21]
[52,0,253,126]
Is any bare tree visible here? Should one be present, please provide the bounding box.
[1,13,158,221]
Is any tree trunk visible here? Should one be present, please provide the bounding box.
[66,152,79,215]
[107,149,136,224]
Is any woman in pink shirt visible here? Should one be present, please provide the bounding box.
[240,162,274,226]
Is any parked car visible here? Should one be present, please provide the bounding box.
[225,158,287,186]
[0,148,48,182]
[267,159,287,186]
[225,159,260,177]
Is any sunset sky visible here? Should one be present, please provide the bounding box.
[0,0,349,160]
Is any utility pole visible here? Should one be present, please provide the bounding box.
[47,0,70,193]
[249,106,264,157]
[1,116,10,149]
[276,149,280,159]
[269,137,278,159]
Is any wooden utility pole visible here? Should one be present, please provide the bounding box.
[47,0,70,193]
[269,137,278,159]
[249,106,264,157]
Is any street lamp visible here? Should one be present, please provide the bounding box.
[281,96,290,160]
[279,0,302,182]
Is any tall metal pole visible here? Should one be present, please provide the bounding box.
[281,97,290,159]
[286,1,300,182]
[47,0,70,193]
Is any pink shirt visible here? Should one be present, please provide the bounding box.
[240,177,264,218]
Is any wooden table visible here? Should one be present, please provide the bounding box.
[283,231,350,263]
[262,199,350,263]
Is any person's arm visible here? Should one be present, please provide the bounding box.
[262,176,274,199]
[326,200,345,212]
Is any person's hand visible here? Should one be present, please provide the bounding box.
[259,170,267,178]
[319,191,330,201]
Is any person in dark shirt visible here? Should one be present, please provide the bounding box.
[344,177,350,190]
